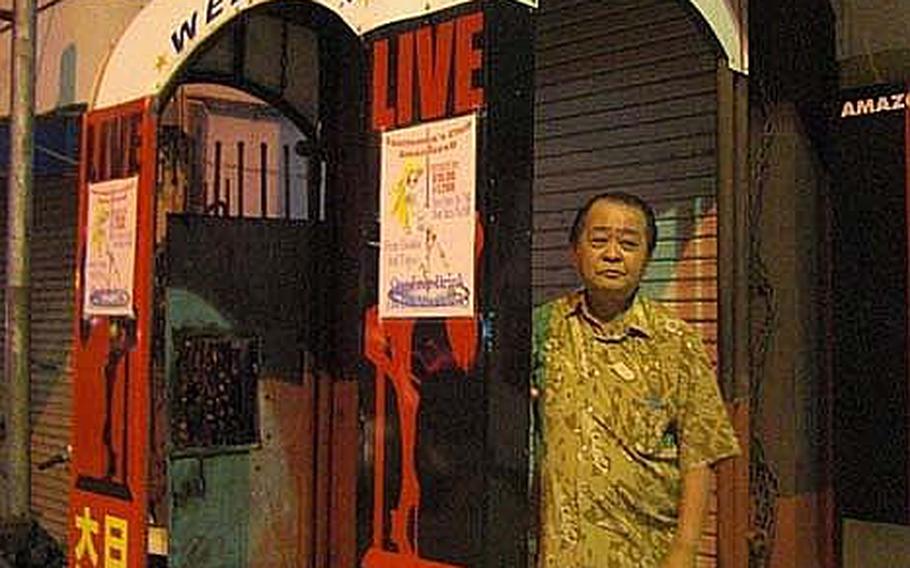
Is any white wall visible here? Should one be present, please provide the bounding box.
[201,107,310,220]
[0,0,147,116]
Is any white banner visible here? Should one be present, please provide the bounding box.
[83,176,139,317]
[379,114,477,319]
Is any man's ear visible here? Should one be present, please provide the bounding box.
[569,245,580,271]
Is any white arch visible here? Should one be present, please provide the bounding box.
[691,0,748,74]
[91,0,745,110]
[92,0,523,109]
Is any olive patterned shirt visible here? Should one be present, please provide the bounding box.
[531,291,740,568]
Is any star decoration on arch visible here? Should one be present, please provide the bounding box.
[155,54,169,73]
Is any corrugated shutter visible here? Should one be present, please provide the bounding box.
[30,173,78,543]
[533,0,722,564]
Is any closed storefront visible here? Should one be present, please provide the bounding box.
[533,0,743,564]
[0,115,80,544]
[0,1,760,566]
[29,172,79,542]
[534,0,721,355]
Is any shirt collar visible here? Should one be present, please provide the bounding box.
[565,289,653,340]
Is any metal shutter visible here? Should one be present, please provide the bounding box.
[30,173,78,543]
[533,0,722,563]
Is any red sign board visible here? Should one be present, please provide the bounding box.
[364,12,486,567]
[68,98,157,568]
[371,11,484,131]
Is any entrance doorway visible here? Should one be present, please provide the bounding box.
[150,83,329,568]
[146,4,364,565]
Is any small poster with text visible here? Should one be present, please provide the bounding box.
[379,114,476,319]
[83,176,138,317]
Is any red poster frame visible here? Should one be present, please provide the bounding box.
[68,97,157,568]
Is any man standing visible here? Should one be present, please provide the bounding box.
[532,192,740,567]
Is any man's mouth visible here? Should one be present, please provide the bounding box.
[598,269,625,278]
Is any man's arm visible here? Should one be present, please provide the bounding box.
[662,464,711,568]
[666,324,741,567]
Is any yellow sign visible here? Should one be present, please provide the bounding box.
[75,507,100,566]
[73,507,129,567]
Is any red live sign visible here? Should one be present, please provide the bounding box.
[70,99,155,568]
[371,12,484,131]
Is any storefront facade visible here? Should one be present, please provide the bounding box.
[0,1,755,566]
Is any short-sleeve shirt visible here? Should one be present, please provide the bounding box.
[531,291,740,568]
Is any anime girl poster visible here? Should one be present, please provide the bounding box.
[379,114,476,319]
[83,175,139,317]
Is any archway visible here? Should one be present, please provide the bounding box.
[88,0,743,112]
[69,3,365,567]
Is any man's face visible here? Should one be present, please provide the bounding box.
[572,199,650,303]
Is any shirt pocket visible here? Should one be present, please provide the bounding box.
[631,396,679,462]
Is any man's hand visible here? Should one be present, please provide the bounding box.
[662,464,711,568]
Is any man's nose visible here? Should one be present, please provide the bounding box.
[602,239,622,259]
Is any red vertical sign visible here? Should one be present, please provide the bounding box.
[69,98,156,568]
[364,12,485,567]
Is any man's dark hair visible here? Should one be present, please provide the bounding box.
[568,191,658,256]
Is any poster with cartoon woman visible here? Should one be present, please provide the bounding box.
[84,175,139,317]
[379,114,476,318]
